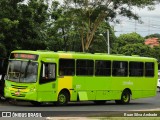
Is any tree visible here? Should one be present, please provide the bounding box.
[120,43,151,56]
[60,0,160,52]
[17,0,49,50]
[113,32,152,56]
[116,32,144,47]
[0,0,49,56]
[0,0,22,55]
[47,1,82,51]
[0,43,7,58]
[149,46,160,60]
[89,22,116,53]
[145,33,160,39]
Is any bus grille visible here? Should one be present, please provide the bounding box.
[10,85,28,97]
[11,85,28,89]
[11,93,26,97]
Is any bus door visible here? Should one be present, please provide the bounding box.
[37,58,57,102]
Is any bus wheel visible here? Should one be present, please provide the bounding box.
[94,100,106,105]
[56,91,69,106]
[115,90,130,104]
[30,101,42,106]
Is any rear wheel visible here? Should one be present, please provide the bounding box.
[56,91,69,106]
[115,90,130,104]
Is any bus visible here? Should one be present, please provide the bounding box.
[4,50,158,106]
[157,70,160,91]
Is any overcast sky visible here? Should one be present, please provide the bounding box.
[112,5,160,37]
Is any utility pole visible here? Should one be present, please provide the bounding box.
[99,29,110,54]
[107,29,110,54]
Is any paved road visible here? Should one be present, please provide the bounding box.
[0,92,160,119]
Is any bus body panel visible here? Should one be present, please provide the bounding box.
[4,50,158,104]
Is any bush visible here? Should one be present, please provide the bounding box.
[0,44,7,58]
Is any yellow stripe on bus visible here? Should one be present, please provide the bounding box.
[58,76,73,96]
[59,53,72,58]
[9,87,29,92]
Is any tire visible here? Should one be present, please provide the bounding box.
[30,101,42,106]
[94,100,106,105]
[115,90,130,104]
[56,91,69,106]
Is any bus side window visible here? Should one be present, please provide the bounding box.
[129,62,144,77]
[112,61,128,76]
[40,63,56,84]
[59,59,75,76]
[145,62,154,77]
[76,59,94,76]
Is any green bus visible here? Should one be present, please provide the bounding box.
[4,50,158,105]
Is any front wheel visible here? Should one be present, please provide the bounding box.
[115,90,130,104]
[56,91,69,106]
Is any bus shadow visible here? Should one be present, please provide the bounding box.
[3,100,152,107]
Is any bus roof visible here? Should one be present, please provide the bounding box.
[11,50,157,62]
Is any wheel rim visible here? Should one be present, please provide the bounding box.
[123,93,129,103]
[59,94,66,104]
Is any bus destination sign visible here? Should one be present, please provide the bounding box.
[10,53,39,60]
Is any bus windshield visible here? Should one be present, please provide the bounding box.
[7,60,38,83]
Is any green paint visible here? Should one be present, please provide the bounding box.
[4,50,158,104]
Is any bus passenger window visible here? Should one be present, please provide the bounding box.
[95,60,111,76]
[40,63,56,84]
[76,60,94,76]
[145,62,154,77]
[59,59,75,76]
[129,62,144,77]
[112,61,128,76]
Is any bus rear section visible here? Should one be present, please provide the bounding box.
[157,70,160,91]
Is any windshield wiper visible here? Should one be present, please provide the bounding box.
[24,60,31,78]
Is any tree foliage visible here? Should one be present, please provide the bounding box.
[113,32,152,57]
[0,0,49,56]
[16,0,49,50]
[0,0,160,60]
[145,33,160,39]
[59,0,160,52]
[0,0,21,55]
[0,43,7,58]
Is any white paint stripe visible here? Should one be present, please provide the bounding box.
[131,108,160,111]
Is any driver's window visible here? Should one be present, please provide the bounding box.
[40,63,56,84]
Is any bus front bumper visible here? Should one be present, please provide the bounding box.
[4,88,37,101]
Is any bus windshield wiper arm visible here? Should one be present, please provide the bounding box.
[24,60,31,78]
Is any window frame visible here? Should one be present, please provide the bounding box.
[59,59,75,76]
[76,59,94,76]
[40,62,56,84]
[112,61,128,77]
[95,60,111,76]
[129,61,144,77]
[145,62,154,77]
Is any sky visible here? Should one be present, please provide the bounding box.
[112,5,160,37]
